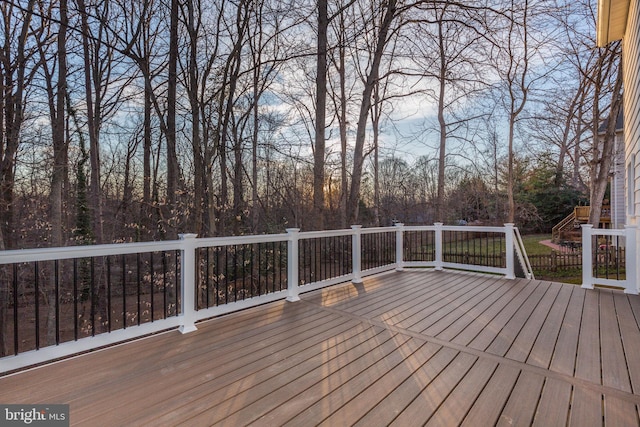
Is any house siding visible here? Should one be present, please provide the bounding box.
[625,0,640,224]
[613,132,626,227]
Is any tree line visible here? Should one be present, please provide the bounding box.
[0,0,622,249]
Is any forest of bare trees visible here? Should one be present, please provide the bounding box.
[0,0,622,249]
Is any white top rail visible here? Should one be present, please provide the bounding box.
[0,239,185,264]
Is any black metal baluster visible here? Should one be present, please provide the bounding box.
[206,248,211,308]
[55,260,60,345]
[150,252,155,321]
[224,246,229,303]
[301,240,306,284]
[242,245,247,299]
[162,251,168,317]
[73,259,78,340]
[34,261,39,349]
[233,245,238,302]
[257,243,262,295]
[214,247,220,306]
[13,264,18,355]
[136,253,141,325]
[176,250,180,313]
[90,257,95,336]
[107,257,112,331]
[122,254,127,328]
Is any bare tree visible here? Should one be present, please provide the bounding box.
[588,42,623,226]
[347,0,398,223]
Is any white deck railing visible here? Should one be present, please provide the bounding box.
[0,223,524,373]
[581,224,638,294]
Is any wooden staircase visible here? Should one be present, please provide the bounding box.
[552,206,611,243]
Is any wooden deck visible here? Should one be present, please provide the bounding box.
[2,270,640,426]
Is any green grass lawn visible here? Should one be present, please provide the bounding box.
[520,234,554,256]
[520,234,582,284]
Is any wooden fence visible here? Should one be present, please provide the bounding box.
[529,248,626,272]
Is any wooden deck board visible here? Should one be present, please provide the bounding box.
[184,329,409,426]
[73,313,368,424]
[600,290,633,392]
[526,284,573,368]
[604,395,639,426]
[575,289,602,384]
[453,278,540,347]
[2,270,640,426]
[461,364,521,427]
[531,377,573,426]
[300,342,443,427]
[422,276,506,337]
[425,357,498,426]
[568,387,603,427]
[497,371,546,426]
[614,291,640,393]
[549,286,585,377]
[365,272,473,325]
[388,352,477,426]
[352,346,459,427]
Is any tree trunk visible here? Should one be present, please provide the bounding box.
[166,0,179,225]
[47,0,69,346]
[347,0,396,224]
[313,0,328,230]
[77,0,104,244]
[589,51,623,226]
[435,17,447,223]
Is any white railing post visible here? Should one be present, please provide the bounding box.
[504,223,515,279]
[625,224,638,294]
[178,233,198,333]
[351,225,363,283]
[434,222,443,271]
[581,224,594,289]
[286,228,301,302]
[394,223,404,271]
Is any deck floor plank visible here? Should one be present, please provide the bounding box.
[346,273,457,321]
[403,275,497,334]
[460,364,521,427]
[472,280,547,353]
[273,339,436,426]
[425,357,498,426]
[531,377,573,426]
[453,278,540,347]
[549,286,585,377]
[2,271,640,426]
[4,302,336,404]
[0,300,331,401]
[315,271,429,311]
[600,290,633,392]
[188,329,409,426]
[526,284,573,368]
[73,313,369,425]
[364,272,475,326]
[503,281,562,362]
[614,292,640,393]
[380,274,491,330]
[604,395,639,427]
[304,342,443,427]
[352,346,459,427]
[496,371,546,426]
[435,276,527,342]
[568,387,603,427]
[422,276,507,337]
[388,352,477,426]
[575,289,602,384]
